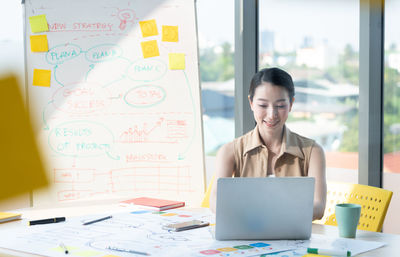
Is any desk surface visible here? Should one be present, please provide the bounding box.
[312,224,400,256]
[1,203,399,257]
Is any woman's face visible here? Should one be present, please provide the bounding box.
[249,82,293,133]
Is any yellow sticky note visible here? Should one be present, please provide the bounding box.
[162,25,179,42]
[30,35,49,52]
[141,40,160,58]
[0,75,48,201]
[217,247,237,252]
[169,53,185,70]
[33,69,51,87]
[161,213,177,217]
[139,19,158,37]
[29,14,49,33]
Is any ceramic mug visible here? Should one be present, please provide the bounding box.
[335,203,361,238]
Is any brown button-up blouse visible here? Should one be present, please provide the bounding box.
[233,125,315,177]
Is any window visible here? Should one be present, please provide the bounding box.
[0,2,24,80]
[196,0,235,156]
[383,0,400,233]
[259,0,359,183]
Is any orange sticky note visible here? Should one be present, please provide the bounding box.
[139,19,158,37]
[168,53,185,70]
[141,40,160,58]
[29,15,49,33]
[33,69,51,87]
[162,25,179,42]
[30,35,49,52]
[0,74,48,201]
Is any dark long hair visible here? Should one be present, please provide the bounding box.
[249,67,295,103]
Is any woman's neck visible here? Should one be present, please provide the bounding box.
[259,125,284,154]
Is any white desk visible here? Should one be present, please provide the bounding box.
[312,223,400,256]
[0,204,399,257]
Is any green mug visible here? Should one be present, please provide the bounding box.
[335,203,361,238]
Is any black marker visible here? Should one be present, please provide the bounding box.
[29,217,65,226]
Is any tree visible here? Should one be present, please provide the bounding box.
[199,42,234,82]
[383,67,400,153]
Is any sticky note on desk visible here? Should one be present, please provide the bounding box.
[162,25,179,42]
[169,53,185,70]
[141,40,160,58]
[33,69,51,87]
[0,74,48,201]
[29,14,49,33]
[139,19,158,37]
[30,35,49,52]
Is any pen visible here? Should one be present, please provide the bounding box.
[107,246,150,256]
[307,247,351,257]
[29,217,66,226]
[82,215,112,225]
[59,242,69,254]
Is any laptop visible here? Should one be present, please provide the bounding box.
[215,177,315,240]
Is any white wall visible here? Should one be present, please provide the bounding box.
[383,173,400,234]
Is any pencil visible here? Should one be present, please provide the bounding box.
[107,246,149,256]
[82,215,112,225]
[59,242,68,254]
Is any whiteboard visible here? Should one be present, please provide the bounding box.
[24,0,205,206]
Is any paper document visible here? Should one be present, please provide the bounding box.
[0,209,385,257]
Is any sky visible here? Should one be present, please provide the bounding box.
[196,0,234,47]
[259,0,359,51]
[0,1,23,42]
[197,0,400,51]
[197,0,359,49]
[0,1,23,77]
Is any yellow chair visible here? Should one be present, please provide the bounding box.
[314,181,393,232]
[201,174,215,208]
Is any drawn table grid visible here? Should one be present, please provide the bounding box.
[54,166,193,201]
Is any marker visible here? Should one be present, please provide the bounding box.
[107,246,149,256]
[29,217,65,226]
[59,242,69,254]
[82,215,112,225]
[307,247,351,257]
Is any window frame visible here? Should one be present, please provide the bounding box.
[235,0,384,187]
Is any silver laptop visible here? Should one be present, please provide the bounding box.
[215,177,315,240]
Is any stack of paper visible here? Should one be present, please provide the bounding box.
[0,212,21,223]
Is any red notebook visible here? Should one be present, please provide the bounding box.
[120,197,185,211]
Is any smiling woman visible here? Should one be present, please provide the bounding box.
[209,67,327,221]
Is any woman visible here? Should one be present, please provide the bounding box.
[209,67,326,220]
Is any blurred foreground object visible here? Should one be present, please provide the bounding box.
[0,74,48,201]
